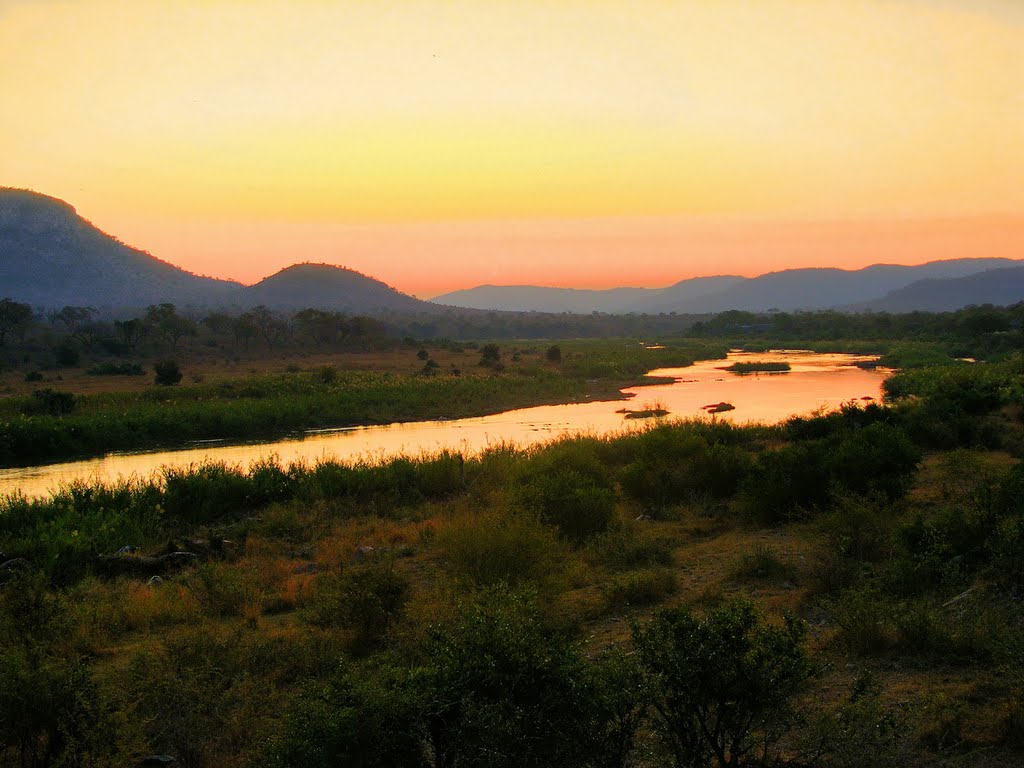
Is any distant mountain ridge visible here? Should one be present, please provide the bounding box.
[0,188,240,309]
[434,259,1023,314]
[855,266,1024,312]
[245,263,426,313]
[0,188,432,314]
[4,188,1022,315]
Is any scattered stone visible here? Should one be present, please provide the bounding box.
[354,545,375,562]
[148,576,164,586]
[115,545,140,556]
[0,558,29,571]
[292,563,318,575]
[140,756,176,766]
[634,514,652,522]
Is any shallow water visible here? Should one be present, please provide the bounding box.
[0,350,888,499]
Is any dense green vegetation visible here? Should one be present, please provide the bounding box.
[5,307,1024,766]
[3,344,1024,765]
[722,361,791,374]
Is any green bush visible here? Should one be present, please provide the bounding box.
[827,586,893,655]
[604,568,678,608]
[266,662,428,768]
[620,433,752,507]
[86,362,145,376]
[730,543,796,582]
[633,600,809,768]
[304,558,409,653]
[438,511,568,593]
[0,572,135,767]
[162,462,252,524]
[587,525,674,570]
[515,441,618,541]
[419,587,593,768]
[22,388,75,416]
[153,359,183,386]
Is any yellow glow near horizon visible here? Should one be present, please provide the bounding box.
[2,0,1022,291]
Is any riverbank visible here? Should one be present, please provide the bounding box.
[0,340,726,468]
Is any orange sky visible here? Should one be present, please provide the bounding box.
[2,0,1022,297]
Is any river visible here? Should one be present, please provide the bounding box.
[0,350,888,499]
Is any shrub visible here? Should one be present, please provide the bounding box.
[86,361,145,376]
[604,568,678,608]
[546,345,562,363]
[153,359,183,386]
[515,441,618,541]
[438,510,568,593]
[479,343,501,366]
[419,587,593,768]
[0,572,135,767]
[619,429,752,507]
[162,462,252,524]
[794,671,917,767]
[317,365,337,384]
[633,600,809,767]
[266,662,428,768]
[588,525,674,570]
[22,388,75,416]
[730,543,796,582]
[827,586,893,655]
[304,558,409,653]
[23,370,43,382]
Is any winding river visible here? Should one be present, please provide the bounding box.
[0,350,888,499]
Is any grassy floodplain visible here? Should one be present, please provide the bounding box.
[0,340,727,467]
[3,337,1024,767]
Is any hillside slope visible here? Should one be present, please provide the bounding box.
[0,188,239,309]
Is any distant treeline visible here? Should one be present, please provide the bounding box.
[691,304,1024,344]
[6,296,1024,367]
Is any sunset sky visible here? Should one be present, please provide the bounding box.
[2,0,1022,297]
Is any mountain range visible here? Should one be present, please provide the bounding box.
[2,187,1022,316]
[434,259,1024,315]
[0,188,426,314]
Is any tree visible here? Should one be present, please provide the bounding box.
[48,305,95,331]
[70,319,112,353]
[546,344,562,363]
[145,303,197,349]
[231,313,258,350]
[633,601,809,768]
[294,308,345,346]
[244,305,287,350]
[114,318,146,351]
[201,311,233,336]
[0,298,32,346]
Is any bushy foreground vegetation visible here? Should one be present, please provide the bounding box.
[4,341,1024,766]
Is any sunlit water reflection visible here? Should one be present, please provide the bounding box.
[0,350,888,499]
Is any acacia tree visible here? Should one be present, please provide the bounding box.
[48,305,95,332]
[114,318,146,351]
[0,298,32,346]
[145,303,197,350]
